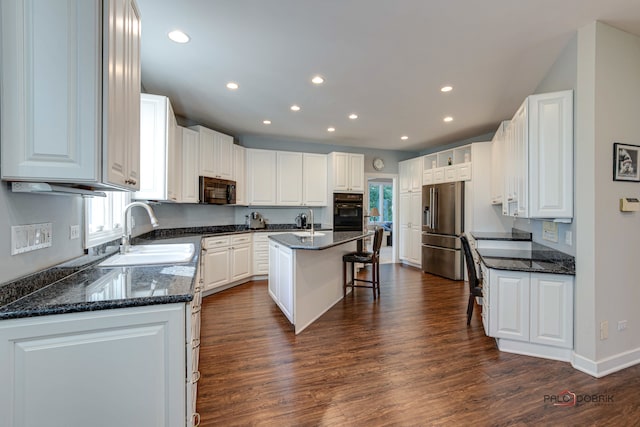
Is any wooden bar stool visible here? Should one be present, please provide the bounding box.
[343,228,384,299]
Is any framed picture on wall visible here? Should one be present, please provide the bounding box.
[613,143,640,182]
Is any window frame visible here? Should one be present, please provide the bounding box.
[84,191,131,248]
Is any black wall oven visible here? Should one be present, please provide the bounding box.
[333,193,363,231]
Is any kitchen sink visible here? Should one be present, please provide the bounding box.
[292,231,325,237]
[98,243,195,267]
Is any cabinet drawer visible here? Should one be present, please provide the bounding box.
[457,162,472,181]
[444,166,457,182]
[231,234,252,245]
[423,170,433,185]
[204,236,230,249]
[252,233,270,243]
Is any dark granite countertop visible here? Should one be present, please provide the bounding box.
[471,231,532,241]
[0,224,336,321]
[476,244,575,275]
[268,231,372,250]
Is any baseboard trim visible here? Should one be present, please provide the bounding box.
[572,347,640,378]
[496,339,572,362]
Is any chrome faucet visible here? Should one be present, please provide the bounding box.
[121,202,160,254]
[308,208,314,236]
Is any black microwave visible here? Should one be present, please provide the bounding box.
[199,177,236,205]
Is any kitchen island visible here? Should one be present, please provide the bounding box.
[268,231,371,334]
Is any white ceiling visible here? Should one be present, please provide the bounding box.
[136,0,640,152]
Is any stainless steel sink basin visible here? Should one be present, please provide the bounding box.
[292,231,325,237]
[98,243,195,267]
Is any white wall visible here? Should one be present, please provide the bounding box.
[574,21,640,373]
[0,185,84,283]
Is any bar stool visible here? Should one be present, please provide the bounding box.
[343,228,384,299]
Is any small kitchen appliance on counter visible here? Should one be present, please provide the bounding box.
[249,212,266,229]
[295,213,308,229]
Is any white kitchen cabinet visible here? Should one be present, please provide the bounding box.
[191,125,234,180]
[186,267,203,426]
[134,94,179,202]
[1,0,141,190]
[303,153,328,206]
[482,263,575,359]
[400,157,422,193]
[502,90,573,219]
[277,152,304,205]
[181,126,200,203]
[247,149,277,205]
[328,152,365,192]
[202,234,252,292]
[0,304,186,427]
[268,240,294,323]
[233,145,247,205]
[490,121,508,205]
[399,192,422,266]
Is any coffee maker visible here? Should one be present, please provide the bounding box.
[249,212,266,229]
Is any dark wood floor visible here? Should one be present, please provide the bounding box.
[196,264,640,426]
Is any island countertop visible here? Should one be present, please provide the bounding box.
[268,231,373,250]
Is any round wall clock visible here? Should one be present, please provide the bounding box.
[373,157,385,171]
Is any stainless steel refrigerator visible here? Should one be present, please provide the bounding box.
[422,181,464,280]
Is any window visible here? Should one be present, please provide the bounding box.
[85,191,130,248]
[368,183,393,222]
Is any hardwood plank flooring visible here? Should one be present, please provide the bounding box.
[196,264,640,426]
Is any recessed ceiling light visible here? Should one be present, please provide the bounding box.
[401,136,409,140]
[226,82,239,90]
[441,86,453,92]
[444,116,454,122]
[263,120,271,125]
[290,105,301,111]
[311,75,324,85]
[168,30,190,44]
[349,114,358,120]
[327,127,335,132]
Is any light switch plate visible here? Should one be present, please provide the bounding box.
[70,225,80,240]
[11,223,52,255]
[542,221,559,243]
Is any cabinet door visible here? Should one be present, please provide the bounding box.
[399,193,410,227]
[331,152,349,191]
[303,153,328,206]
[528,90,573,219]
[196,126,216,178]
[457,163,472,181]
[277,151,303,205]
[399,161,411,193]
[215,132,234,180]
[247,149,277,205]
[0,0,100,182]
[166,102,179,202]
[530,273,573,348]
[277,246,294,323]
[230,245,252,282]
[409,227,422,265]
[399,225,411,261]
[423,170,433,185]
[203,247,230,290]
[268,241,279,300]
[512,102,528,217]
[348,154,365,191]
[433,168,445,183]
[410,158,422,192]
[410,192,422,229]
[181,127,199,203]
[488,269,529,341]
[104,0,141,190]
[490,121,507,204]
[135,94,168,201]
[444,166,457,182]
[233,145,247,205]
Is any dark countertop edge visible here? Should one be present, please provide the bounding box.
[268,231,372,250]
[476,246,575,276]
[479,261,575,276]
[0,295,192,321]
[470,231,533,241]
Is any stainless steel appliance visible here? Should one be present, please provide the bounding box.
[333,193,363,231]
[249,212,266,229]
[199,176,236,205]
[422,182,464,280]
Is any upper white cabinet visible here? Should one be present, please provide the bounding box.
[180,126,199,203]
[247,149,328,206]
[134,94,178,202]
[247,149,277,205]
[1,0,141,190]
[399,157,422,193]
[328,152,364,192]
[490,121,508,205]
[302,153,328,206]
[233,145,247,205]
[190,125,233,180]
[277,152,303,205]
[502,90,573,219]
[422,145,472,185]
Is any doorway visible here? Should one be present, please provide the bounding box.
[364,173,398,264]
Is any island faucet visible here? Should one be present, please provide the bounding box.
[121,202,160,254]
[308,208,314,236]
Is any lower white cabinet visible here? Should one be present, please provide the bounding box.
[483,264,574,352]
[0,304,187,427]
[203,234,252,292]
[399,191,422,266]
[186,272,203,426]
[268,240,294,323]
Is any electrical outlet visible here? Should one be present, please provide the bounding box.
[600,320,609,340]
[565,231,572,245]
[618,320,628,331]
[11,223,52,255]
[70,225,80,240]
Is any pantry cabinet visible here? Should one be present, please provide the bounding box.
[1,0,141,190]
[399,158,422,193]
[191,126,234,180]
[399,192,422,266]
[328,152,365,192]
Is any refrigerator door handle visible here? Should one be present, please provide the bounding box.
[433,188,438,230]
[429,187,434,229]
